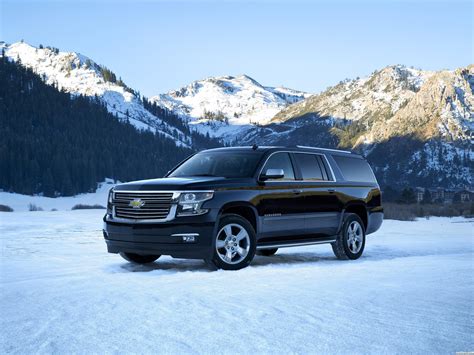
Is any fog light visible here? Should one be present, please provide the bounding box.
[171,233,198,242]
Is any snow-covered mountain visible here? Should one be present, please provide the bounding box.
[378,66,473,142]
[2,41,192,147]
[150,74,310,138]
[270,65,473,146]
[273,65,431,124]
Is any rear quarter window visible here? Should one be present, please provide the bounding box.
[333,155,376,183]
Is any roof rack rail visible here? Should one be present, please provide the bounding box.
[295,145,352,154]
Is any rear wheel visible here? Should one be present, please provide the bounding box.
[331,213,365,260]
[209,214,256,270]
[257,248,278,256]
[119,252,160,264]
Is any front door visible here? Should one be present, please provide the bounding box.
[256,152,306,237]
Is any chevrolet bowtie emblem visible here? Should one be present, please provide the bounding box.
[129,198,145,209]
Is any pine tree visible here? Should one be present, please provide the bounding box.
[399,188,416,204]
[0,59,195,196]
[422,189,432,204]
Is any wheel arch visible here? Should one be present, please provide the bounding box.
[219,202,258,234]
[342,202,368,231]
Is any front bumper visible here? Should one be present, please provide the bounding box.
[103,208,219,259]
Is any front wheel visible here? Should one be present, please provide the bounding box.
[119,252,160,264]
[331,213,365,260]
[209,214,256,270]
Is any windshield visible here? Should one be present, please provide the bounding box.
[169,151,263,178]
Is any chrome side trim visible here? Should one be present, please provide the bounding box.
[263,213,306,221]
[257,239,336,250]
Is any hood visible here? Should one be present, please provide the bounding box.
[114,176,255,191]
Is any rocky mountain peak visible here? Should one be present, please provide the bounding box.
[150,73,310,138]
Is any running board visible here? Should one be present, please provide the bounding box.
[257,238,336,250]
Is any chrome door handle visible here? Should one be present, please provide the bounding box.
[327,189,336,193]
[293,189,303,194]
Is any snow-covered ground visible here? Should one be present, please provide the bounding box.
[0,181,115,212]
[1,212,472,354]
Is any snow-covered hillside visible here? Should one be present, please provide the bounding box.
[1,213,472,353]
[379,65,474,142]
[271,64,473,145]
[273,65,433,125]
[2,42,191,146]
[151,74,310,138]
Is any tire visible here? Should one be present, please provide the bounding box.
[331,213,365,260]
[119,252,160,264]
[257,248,278,256]
[209,214,256,270]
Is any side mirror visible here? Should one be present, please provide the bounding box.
[260,168,285,181]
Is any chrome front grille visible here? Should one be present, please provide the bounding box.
[112,191,175,221]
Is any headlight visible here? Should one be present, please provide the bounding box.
[177,191,213,217]
[107,188,113,214]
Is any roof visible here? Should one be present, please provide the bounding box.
[204,145,357,156]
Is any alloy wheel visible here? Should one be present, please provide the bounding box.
[215,223,250,265]
[346,221,363,254]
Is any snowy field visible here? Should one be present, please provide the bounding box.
[0,181,115,212]
[0,211,473,354]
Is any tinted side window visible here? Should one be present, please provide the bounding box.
[294,153,324,180]
[333,155,376,183]
[262,153,295,180]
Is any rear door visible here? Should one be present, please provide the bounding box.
[257,152,306,237]
[291,152,341,237]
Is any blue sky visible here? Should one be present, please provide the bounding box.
[1,0,472,96]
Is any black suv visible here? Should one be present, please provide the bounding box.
[103,146,383,270]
